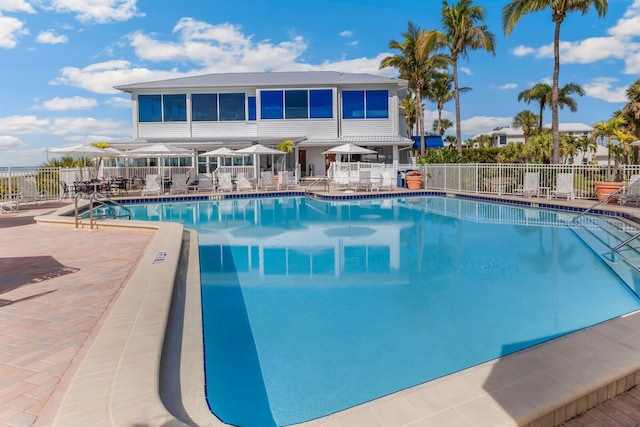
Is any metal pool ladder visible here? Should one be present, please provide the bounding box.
[74,191,131,229]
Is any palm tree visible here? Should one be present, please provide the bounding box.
[593,116,626,179]
[432,118,453,136]
[576,135,597,164]
[381,22,448,156]
[427,0,496,157]
[424,72,470,137]
[517,83,550,131]
[512,109,538,142]
[621,78,640,138]
[401,94,417,138]
[503,0,608,164]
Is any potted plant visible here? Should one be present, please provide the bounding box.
[405,170,423,190]
[275,139,295,185]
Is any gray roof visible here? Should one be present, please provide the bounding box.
[114,71,407,92]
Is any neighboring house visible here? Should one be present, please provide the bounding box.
[479,122,594,149]
[112,71,414,177]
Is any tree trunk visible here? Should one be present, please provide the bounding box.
[416,86,425,157]
[453,59,462,158]
[551,20,562,164]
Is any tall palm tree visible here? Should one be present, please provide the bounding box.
[512,109,539,142]
[517,83,550,131]
[593,116,626,178]
[401,94,417,138]
[427,0,496,157]
[432,118,454,136]
[503,0,608,164]
[381,22,447,156]
[621,78,640,138]
[577,135,597,164]
[424,72,471,137]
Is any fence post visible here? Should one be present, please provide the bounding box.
[7,166,11,197]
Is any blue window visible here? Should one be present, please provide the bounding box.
[261,90,284,119]
[342,91,365,119]
[365,90,388,118]
[163,94,187,122]
[310,89,332,118]
[248,96,256,121]
[219,93,245,121]
[192,94,217,121]
[285,90,308,119]
[138,95,162,122]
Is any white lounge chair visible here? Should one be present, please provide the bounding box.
[236,173,253,191]
[371,170,395,191]
[217,173,233,192]
[259,171,278,191]
[517,172,540,198]
[197,174,214,193]
[141,174,162,196]
[0,199,19,213]
[17,176,48,203]
[354,170,371,191]
[550,173,574,200]
[619,175,640,205]
[169,174,188,194]
[278,171,297,189]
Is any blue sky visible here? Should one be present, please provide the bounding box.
[0,0,639,166]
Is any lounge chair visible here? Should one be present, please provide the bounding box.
[619,175,640,206]
[170,174,188,194]
[278,171,297,189]
[17,176,48,203]
[354,170,371,191]
[550,173,574,200]
[196,174,214,193]
[0,199,19,213]
[217,173,233,192]
[517,172,540,198]
[371,170,395,191]
[141,174,162,196]
[259,171,278,191]
[236,173,253,191]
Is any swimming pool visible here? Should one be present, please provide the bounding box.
[111,196,640,426]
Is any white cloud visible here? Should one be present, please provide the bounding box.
[348,40,359,47]
[500,83,517,90]
[36,30,68,44]
[48,117,130,136]
[460,116,512,137]
[0,14,28,48]
[0,115,49,134]
[583,77,628,103]
[340,30,353,38]
[460,67,472,76]
[0,0,35,13]
[0,135,24,149]
[512,45,536,56]
[36,96,98,111]
[105,96,130,108]
[49,0,143,24]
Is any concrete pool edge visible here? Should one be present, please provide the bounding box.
[35,198,640,426]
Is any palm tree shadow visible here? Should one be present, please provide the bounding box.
[0,256,80,294]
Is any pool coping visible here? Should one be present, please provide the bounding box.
[36,194,640,427]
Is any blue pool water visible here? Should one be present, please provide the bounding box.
[115,196,640,426]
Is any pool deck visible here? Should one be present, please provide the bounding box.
[3,191,640,426]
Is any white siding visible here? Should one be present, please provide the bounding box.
[258,120,337,138]
[138,122,190,138]
[341,119,394,137]
[192,122,257,138]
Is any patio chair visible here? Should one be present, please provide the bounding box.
[259,171,278,191]
[196,174,214,193]
[217,173,233,192]
[371,170,395,191]
[17,176,48,203]
[169,174,188,194]
[236,173,253,191]
[354,170,371,191]
[516,172,540,198]
[141,174,162,196]
[0,199,19,214]
[59,181,70,200]
[550,173,575,200]
[111,178,129,196]
[619,175,640,206]
[278,171,298,189]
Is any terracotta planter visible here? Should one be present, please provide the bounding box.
[406,175,423,190]
[594,181,624,203]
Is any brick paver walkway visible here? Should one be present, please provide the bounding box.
[0,202,153,427]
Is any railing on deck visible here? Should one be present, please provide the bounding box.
[0,167,61,200]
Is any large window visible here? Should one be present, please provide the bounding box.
[342,90,389,119]
[138,95,162,122]
[219,93,246,121]
[310,89,332,118]
[248,96,256,121]
[192,94,218,121]
[261,89,333,120]
[261,91,284,119]
[163,94,187,122]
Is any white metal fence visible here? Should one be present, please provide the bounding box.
[0,167,61,200]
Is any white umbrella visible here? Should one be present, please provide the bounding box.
[199,147,244,169]
[235,144,286,178]
[48,144,108,179]
[630,140,640,146]
[322,143,376,162]
[127,143,193,180]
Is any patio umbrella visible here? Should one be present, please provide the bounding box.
[126,143,193,179]
[235,144,286,178]
[48,144,108,179]
[199,147,243,168]
[322,143,376,162]
[630,140,640,146]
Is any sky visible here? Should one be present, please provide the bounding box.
[0,0,639,166]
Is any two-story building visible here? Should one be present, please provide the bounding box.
[111,71,414,177]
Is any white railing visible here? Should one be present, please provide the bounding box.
[101,166,194,184]
[0,167,63,200]
[419,163,640,199]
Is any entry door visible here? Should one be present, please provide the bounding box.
[298,150,307,174]
[326,153,336,171]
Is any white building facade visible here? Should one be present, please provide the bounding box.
[113,71,413,177]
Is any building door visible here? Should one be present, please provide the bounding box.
[298,150,306,175]
[325,154,335,171]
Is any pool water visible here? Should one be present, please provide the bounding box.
[118,196,640,426]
